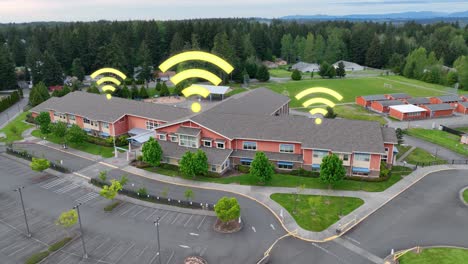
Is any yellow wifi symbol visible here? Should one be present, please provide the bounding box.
[295,87,343,125]
[159,51,234,113]
[91,68,127,100]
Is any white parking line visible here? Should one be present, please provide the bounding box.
[159,211,169,221]
[179,245,190,249]
[166,251,174,264]
[56,254,71,264]
[170,213,181,224]
[114,243,135,263]
[344,235,361,245]
[120,205,136,216]
[148,251,160,264]
[251,226,256,233]
[199,247,207,257]
[270,224,276,230]
[184,215,193,227]
[54,184,79,194]
[189,233,199,236]
[311,242,351,264]
[7,244,29,256]
[41,178,66,189]
[135,245,148,258]
[98,242,120,262]
[145,209,159,221]
[132,208,146,217]
[197,215,206,230]
[76,193,99,204]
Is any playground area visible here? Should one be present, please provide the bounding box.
[143,96,186,104]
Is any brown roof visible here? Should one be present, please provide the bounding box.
[30,91,191,123]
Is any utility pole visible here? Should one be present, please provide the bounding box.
[14,187,31,238]
[154,217,162,264]
[73,203,88,259]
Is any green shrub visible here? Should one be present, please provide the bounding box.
[289,168,320,178]
[104,201,121,212]
[137,187,148,197]
[115,135,129,146]
[160,163,179,171]
[48,237,72,252]
[136,155,143,161]
[236,165,250,173]
[25,251,50,264]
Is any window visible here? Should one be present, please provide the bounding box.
[243,141,257,150]
[159,134,166,140]
[90,121,98,127]
[146,120,158,130]
[354,153,370,162]
[217,142,225,149]
[385,147,389,153]
[170,135,178,142]
[408,112,420,117]
[203,140,211,147]
[278,161,293,170]
[313,150,328,158]
[69,115,75,121]
[280,144,294,153]
[53,112,59,117]
[343,154,349,161]
[102,122,109,129]
[83,118,90,124]
[180,135,197,148]
[211,165,217,172]
[240,159,252,166]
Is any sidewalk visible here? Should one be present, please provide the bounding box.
[13,140,468,242]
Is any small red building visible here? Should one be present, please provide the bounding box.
[422,104,454,118]
[384,93,411,101]
[48,85,63,92]
[455,102,468,114]
[430,95,461,106]
[371,100,403,113]
[355,95,387,107]
[460,95,468,102]
[389,104,428,121]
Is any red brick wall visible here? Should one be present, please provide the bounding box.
[75,116,84,128]
[384,143,394,164]
[355,97,369,107]
[429,98,442,104]
[127,115,164,130]
[455,105,468,114]
[110,116,128,136]
[388,108,404,120]
[370,101,385,112]
[370,154,382,170]
[303,149,313,165]
[432,109,454,117]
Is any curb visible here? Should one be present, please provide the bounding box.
[459,186,468,206]
[384,245,468,263]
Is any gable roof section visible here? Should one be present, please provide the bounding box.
[424,103,454,111]
[176,126,201,136]
[30,91,191,123]
[360,95,387,101]
[190,112,386,154]
[434,95,461,102]
[207,88,290,116]
[377,100,404,107]
[381,127,398,144]
[405,97,430,105]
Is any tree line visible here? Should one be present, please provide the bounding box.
[0,19,467,89]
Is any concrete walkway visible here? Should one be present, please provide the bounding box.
[13,138,468,241]
[396,146,416,162]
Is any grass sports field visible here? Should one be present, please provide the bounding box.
[261,75,452,108]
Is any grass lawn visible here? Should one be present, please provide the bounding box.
[404,147,447,165]
[407,128,468,157]
[399,248,468,264]
[262,76,450,108]
[225,87,248,97]
[269,68,292,78]
[396,145,412,160]
[270,193,364,231]
[0,111,33,143]
[333,104,387,125]
[463,189,468,203]
[31,130,114,158]
[146,165,411,192]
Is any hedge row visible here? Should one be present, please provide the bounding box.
[6,147,70,173]
[0,91,20,113]
[90,178,215,210]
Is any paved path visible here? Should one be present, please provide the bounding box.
[11,140,468,243]
[403,135,466,160]
[396,146,416,163]
[387,115,468,130]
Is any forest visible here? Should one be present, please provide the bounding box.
[0,19,467,91]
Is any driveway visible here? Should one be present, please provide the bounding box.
[403,135,466,161]
[346,169,468,258]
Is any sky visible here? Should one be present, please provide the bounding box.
[0,0,467,23]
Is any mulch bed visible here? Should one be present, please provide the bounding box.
[213,219,242,233]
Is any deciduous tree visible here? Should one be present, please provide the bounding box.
[142,137,163,167]
[250,152,274,184]
[319,154,346,189]
[214,197,240,223]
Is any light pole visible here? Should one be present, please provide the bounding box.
[14,186,31,238]
[73,203,88,259]
[154,217,162,264]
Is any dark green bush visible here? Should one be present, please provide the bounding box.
[289,168,320,178]
[236,165,250,173]
[25,251,50,264]
[137,187,148,197]
[48,237,72,252]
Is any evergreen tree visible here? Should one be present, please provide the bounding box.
[291,69,302,81]
[319,62,330,78]
[130,82,139,99]
[160,82,170,96]
[387,53,405,74]
[87,84,100,94]
[0,46,17,90]
[456,56,468,90]
[170,32,185,55]
[121,84,131,98]
[256,65,270,82]
[71,58,85,81]
[336,61,346,78]
[155,81,162,92]
[281,34,294,63]
[366,36,384,68]
[313,34,326,63]
[303,33,315,63]
[42,51,63,87]
[139,86,149,99]
[327,66,336,78]
[244,56,258,79]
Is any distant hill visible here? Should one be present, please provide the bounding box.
[281,11,468,22]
